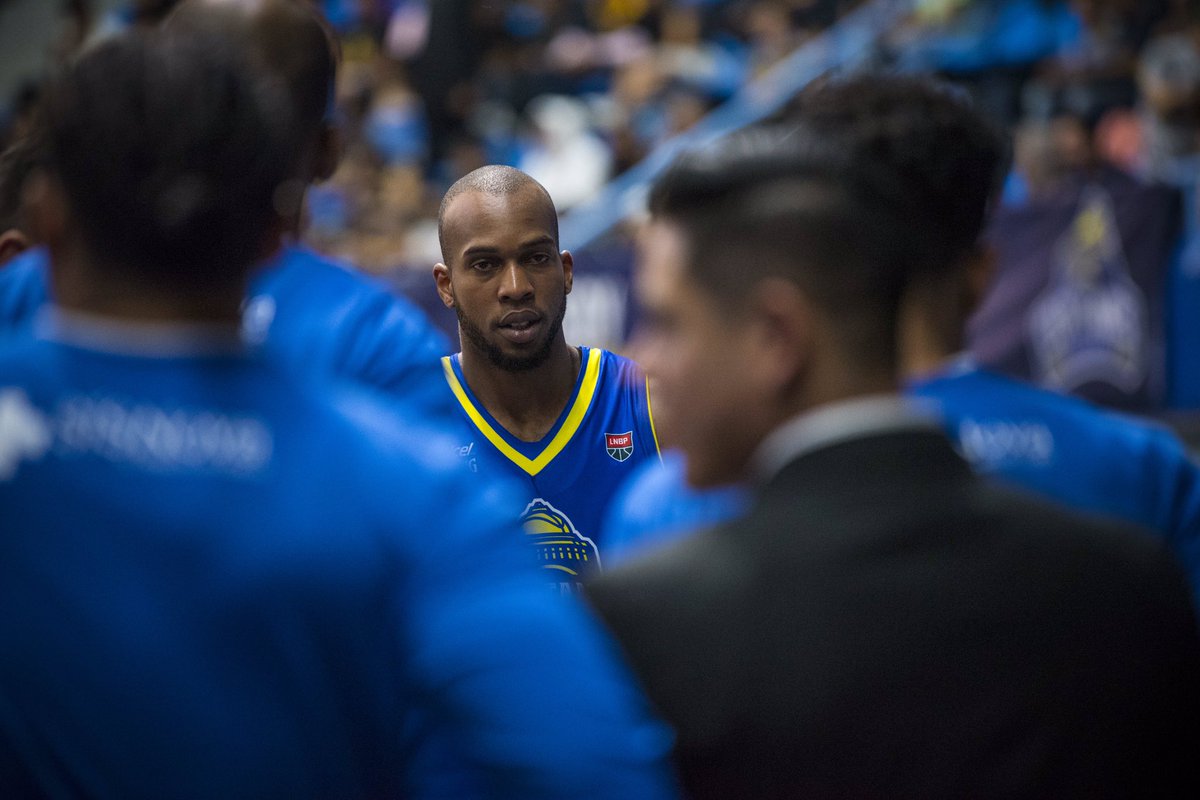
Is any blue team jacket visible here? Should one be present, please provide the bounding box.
[0,319,675,799]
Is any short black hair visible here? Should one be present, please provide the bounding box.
[650,125,919,372]
[0,136,41,233]
[38,29,297,289]
[649,75,1007,370]
[789,74,1008,276]
[437,165,558,260]
[166,0,338,145]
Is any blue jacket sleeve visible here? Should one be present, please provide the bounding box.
[343,401,678,799]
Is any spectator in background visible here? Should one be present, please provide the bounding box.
[1119,32,1200,409]
[89,0,184,41]
[968,84,1183,413]
[519,94,613,210]
[0,29,675,798]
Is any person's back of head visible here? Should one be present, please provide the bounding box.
[788,75,1008,279]
[165,0,341,183]
[787,74,1008,369]
[32,26,297,312]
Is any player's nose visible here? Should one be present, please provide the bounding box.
[498,262,534,302]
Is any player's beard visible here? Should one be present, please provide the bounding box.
[455,294,567,372]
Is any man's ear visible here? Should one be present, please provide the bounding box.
[747,277,814,394]
[0,228,30,267]
[560,249,573,294]
[433,262,455,309]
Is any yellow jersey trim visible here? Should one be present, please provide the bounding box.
[645,376,662,459]
[441,348,603,476]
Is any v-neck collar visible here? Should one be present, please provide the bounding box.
[441,347,603,476]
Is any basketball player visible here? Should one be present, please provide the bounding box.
[434,166,659,591]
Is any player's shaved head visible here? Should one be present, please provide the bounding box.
[166,0,337,140]
[438,166,559,260]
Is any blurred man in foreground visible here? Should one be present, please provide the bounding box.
[0,30,674,799]
[586,77,1200,797]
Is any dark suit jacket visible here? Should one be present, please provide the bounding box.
[586,429,1200,798]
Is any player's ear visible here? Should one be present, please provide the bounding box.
[560,249,573,294]
[0,228,30,267]
[433,262,455,308]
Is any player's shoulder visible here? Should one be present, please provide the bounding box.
[327,382,462,475]
[0,247,51,320]
[588,347,649,401]
[253,244,383,298]
[593,347,645,377]
[928,366,1164,438]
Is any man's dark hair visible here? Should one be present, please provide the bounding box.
[649,75,1007,370]
[789,74,1008,277]
[437,165,559,259]
[0,137,41,233]
[166,0,338,145]
[38,29,296,288]
[650,126,920,372]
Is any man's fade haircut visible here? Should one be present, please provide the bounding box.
[38,28,296,288]
[649,124,924,373]
[166,0,338,142]
[437,165,559,261]
[788,74,1008,277]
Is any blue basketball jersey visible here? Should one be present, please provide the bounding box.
[0,318,675,799]
[0,245,451,413]
[601,450,749,567]
[909,359,1200,599]
[441,347,660,590]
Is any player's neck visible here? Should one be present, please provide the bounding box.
[50,249,244,325]
[898,300,962,383]
[461,339,581,442]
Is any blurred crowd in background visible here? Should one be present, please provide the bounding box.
[5,0,1200,424]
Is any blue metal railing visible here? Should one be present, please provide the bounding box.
[559,0,916,251]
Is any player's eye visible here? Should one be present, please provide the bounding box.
[525,252,551,266]
[470,259,498,272]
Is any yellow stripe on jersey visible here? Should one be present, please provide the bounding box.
[645,375,662,460]
[441,348,603,476]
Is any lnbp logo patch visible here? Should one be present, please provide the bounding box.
[605,431,633,462]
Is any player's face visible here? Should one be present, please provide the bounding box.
[435,187,572,372]
[632,221,775,488]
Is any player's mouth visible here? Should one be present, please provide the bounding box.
[497,311,543,344]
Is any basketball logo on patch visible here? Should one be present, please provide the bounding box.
[605,431,634,462]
